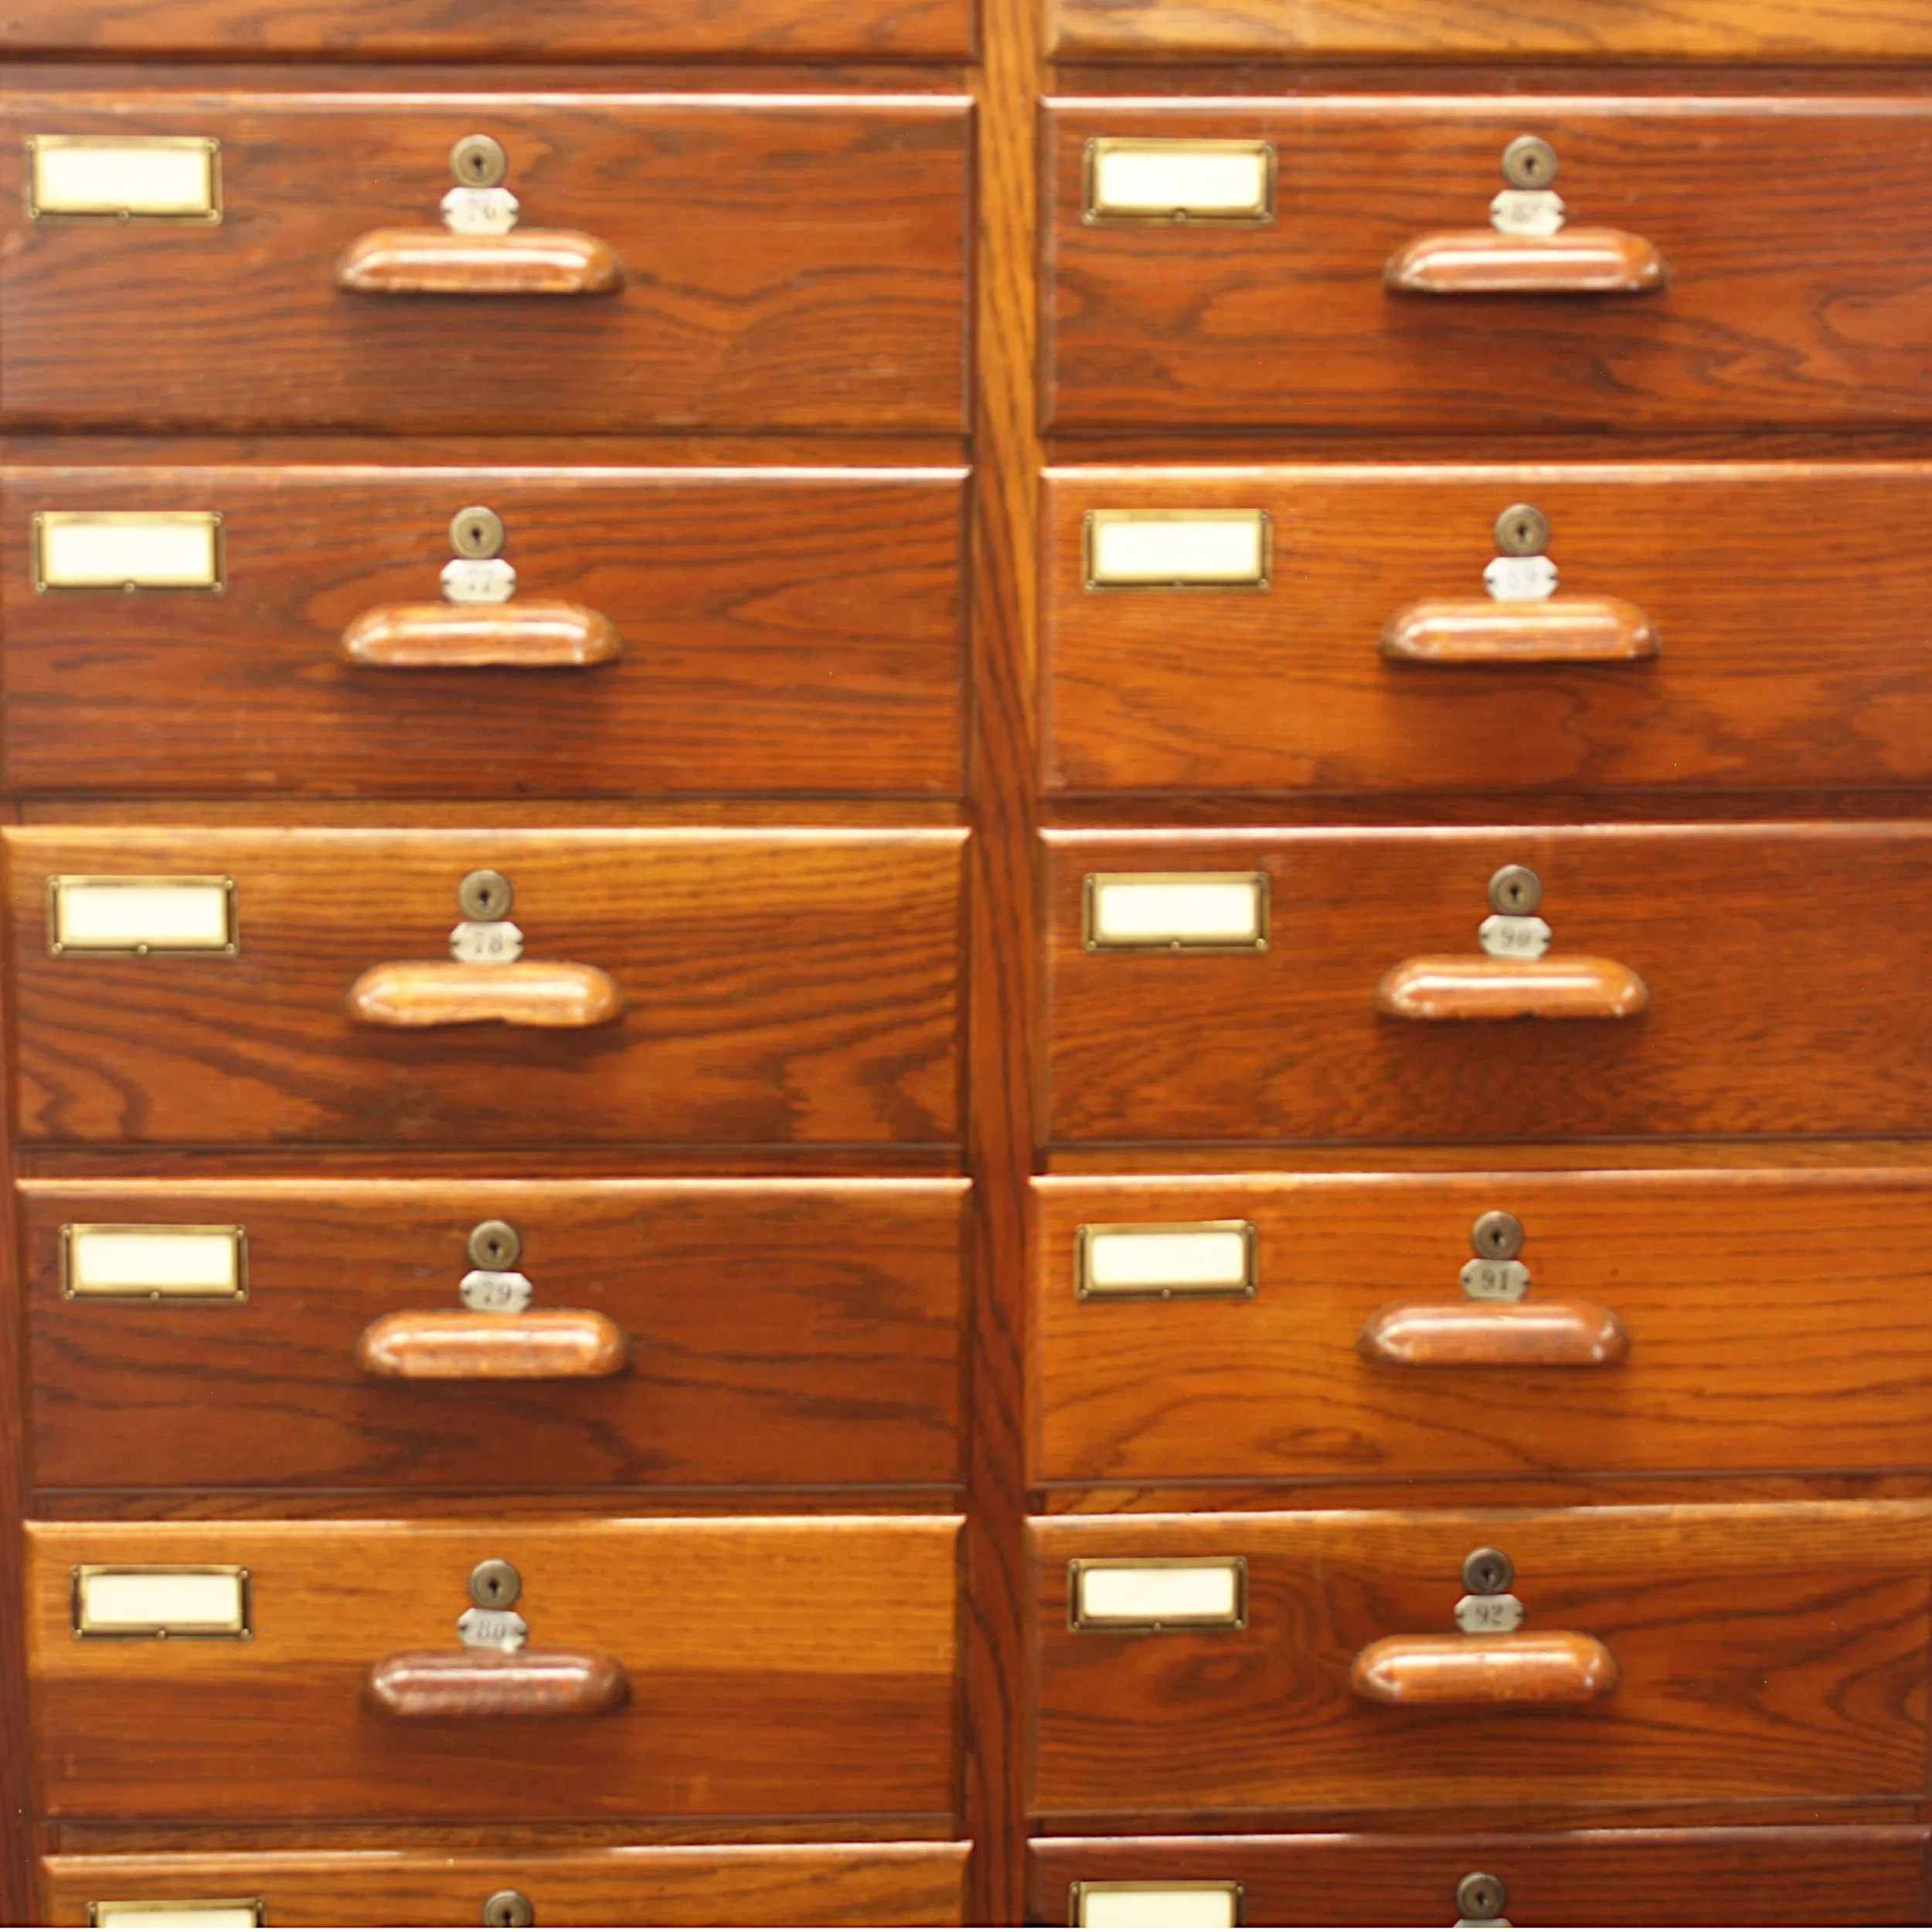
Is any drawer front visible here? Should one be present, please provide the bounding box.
[4,0,971,59]
[9,828,963,1147]
[41,1843,972,1927]
[1046,825,1932,1144]
[1049,0,1932,61]
[25,1179,965,1491]
[4,464,966,796]
[1045,101,1932,432]
[1030,1505,1932,1815]
[29,1518,961,1820]
[1031,1828,1930,1927]
[1,96,968,434]
[1045,466,1932,796]
[1032,1172,1932,1485]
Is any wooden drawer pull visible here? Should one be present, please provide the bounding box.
[365,1648,631,1718]
[1351,1631,1619,1705]
[1375,955,1649,1022]
[337,229,625,296]
[1360,1298,1629,1368]
[1382,596,1659,665]
[347,960,624,1029]
[357,1308,630,1380]
[342,600,622,669]
[1386,226,1668,296]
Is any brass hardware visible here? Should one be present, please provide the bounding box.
[484,1893,536,1930]
[1075,1220,1258,1301]
[1501,136,1558,190]
[89,1900,264,1928]
[1081,509,1271,591]
[1069,1881,1245,1928]
[47,875,239,957]
[1457,1873,1509,1923]
[457,869,515,920]
[468,1219,523,1270]
[1492,505,1550,558]
[1471,1210,1526,1261]
[1082,137,1276,226]
[26,134,223,224]
[449,505,507,560]
[1068,1556,1248,1633]
[1487,865,1543,915]
[1462,1546,1515,1594]
[469,1558,522,1610]
[72,1564,252,1640]
[60,1223,249,1304]
[32,510,226,594]
[1083,872,1270,954]
[451,134,509,188]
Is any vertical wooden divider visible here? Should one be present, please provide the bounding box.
[0,795,29,1923]
[965,0,1042,1916]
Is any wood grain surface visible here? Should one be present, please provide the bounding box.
[23,1178,964,1491]
[0,96,969,434]
[1044,101,1932,432]
[39,1842,973,1926]
[1045,825,1932,1143]
[8,828,964,1146]
[1029,1504,1932,1815]
[1029,1827,1930,1926]
[28,1516,961,1820]
[1043,466,1932,797]
[2,461,964,796]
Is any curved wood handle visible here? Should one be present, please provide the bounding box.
[365,1648,631,1718]
[1382,597,1658,665]
[347,960,623,1029]
[1386,226,1669,296]
[342,600,622,669]
[1352,1631,1619,1706]
[1360,1299,1629,1368]
[337,229,624,296]
[357,1308,630,1381]
[1376,955,1649,1022]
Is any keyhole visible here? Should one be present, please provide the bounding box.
[1457,1875,1508,1922]
[468,1219,523,1270]
[457,868,515,921]
[1471,1211,1526,1261]
[1461,1546,1515,1594]
[482,1889,535,1929]
[468,1557,522,1609]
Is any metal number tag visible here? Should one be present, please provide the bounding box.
[461,1267,534,1314]
[1490,188,1566,236]
[441,557,517,605]
[441,185,519,236]
[1478,914,1552,961]
[1484,554,1559,602]
[450,920,525,964]
[457,1607,528,1651]
[1461,1258,1531,1302]
[1454,1592,1525,1634]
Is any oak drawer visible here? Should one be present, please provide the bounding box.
[1029,1505,1932,1815]
[28,1517,961,1821]
[1045,100,1932,433]
[1044,466,1932,797]
[40,1842,973,1927]
[1032,1828,1930,1927]
[3,461,966,796]
[9,828,964,1148]
[1046,825,1932,1145]
[0,94,968,434]
[24,1178,965,1492]
[1032,1172,1932,1485]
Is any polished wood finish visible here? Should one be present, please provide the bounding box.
[340,601,622,670]
[40,1842,974,1927]
[1,459,965,796]
[8,828,964,1146]
[1385,228,1669,297]
[0,96,969,434]
[1031,1172,1932,1484]
[1349,1631,1620,1705]
[345,959,624,1029]
[1381,597,1659,666]
[23,1178,965,1491]
[28,1516,961,1819]
[364,1648,631,1717]
[1372,955,1650,1022]
[1044,101,1932,432]
[1030,1504,1932,1815]
[1357,1299,1628,1369]
[1029,1828,1931,1927]
[1045,825,1932,1143]
[355,1309,631,1381]
[336,230,625,297]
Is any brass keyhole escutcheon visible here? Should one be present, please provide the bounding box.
[458,869,515,920]
[449,505,506,560]
[1457,1872,1509,1922]
[1471,1210,1526,1260]
[451,133,509,189]
[1492,504,1550,558]
[482,1889,535,1928]
[1461,1547,1515,1595]
[469,1558,522,1609]
[468,1219,522,1270]
[1487,865,1543,916]
[1500,134,1557,189]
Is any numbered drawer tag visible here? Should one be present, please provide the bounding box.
[73,1565,251,1639]
[1069,1557,1247,1632]
[1083,873,1268,953]
[1077,1222,1257,1301]
[1083,138,1274,224]
[1083,511,1270,590]
[1072,1883,1244,1930]
[48,876,237,956]
[62,1225,247,1303]
[33,512,223,593]
[89,1903,264,1930]
[26,135,222,223]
